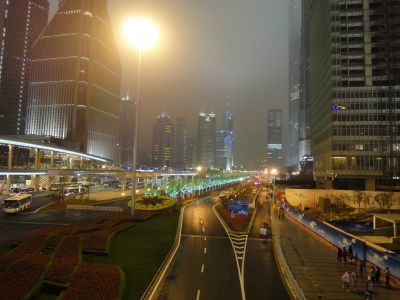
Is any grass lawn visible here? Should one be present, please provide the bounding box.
[0,243,14,254]
[84,211,180,300]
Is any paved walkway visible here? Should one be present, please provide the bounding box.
[272,206,400,300]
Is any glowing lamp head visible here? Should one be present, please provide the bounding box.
[196,166,202,172]
[123,18,159,50]
[271,169,278,175]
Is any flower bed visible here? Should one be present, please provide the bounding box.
[83,222,134,254]
[129,195,176,211]
[96,213,130,229]
[62,263,124,300]
[0,229,53,271]
[45,236,81,285]
[0,254,49,300]
[218,205,251,232]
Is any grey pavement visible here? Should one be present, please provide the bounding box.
[273,202,400,300]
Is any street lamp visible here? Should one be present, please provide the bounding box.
[124,17,159,216]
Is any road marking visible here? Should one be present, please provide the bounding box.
[201,264,204,273]
[204,236,206,241]
[196,289,201,300]
[204,247,207,254]
[181,234,227,239]
[202,227,205,232]
[0,221,70,226]
[200,220,203,225]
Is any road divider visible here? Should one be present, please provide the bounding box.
[66,205,123,212]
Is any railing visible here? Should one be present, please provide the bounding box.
[66,205,123,212]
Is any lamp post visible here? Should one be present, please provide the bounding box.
[124,18,159,216]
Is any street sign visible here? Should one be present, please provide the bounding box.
[228,200,249,215]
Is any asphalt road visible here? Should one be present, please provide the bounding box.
[0,195,129,244]
[153,191,290,300]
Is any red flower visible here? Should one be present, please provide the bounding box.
[63,263,123,300]
[45,236,81,284]
[0,255,49,300]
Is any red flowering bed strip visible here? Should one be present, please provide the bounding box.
[0,229,53,271]
[96,213,129,229]
[83,222,133,253]
[63,263,124,300]
[45,236,81,285]
[0,255,49,300]
[219,206,249,231]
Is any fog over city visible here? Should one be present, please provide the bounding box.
[49,0,290,166]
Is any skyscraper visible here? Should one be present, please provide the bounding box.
[299,0,312,163]
[152,112,173,168]
[267,109,284,170]
[197,112,216,169]
[0,0,49,135]
[309,0,400,190]
[288,0,301,170]
[25,0,121,161]
[172,118,189,169]
[216,111,233,171]
[119,93,135,169]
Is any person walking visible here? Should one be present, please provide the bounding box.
[370,267,376,285]
[375,267,381,287]
[348,245,353,262]
[350,270,357,289]
[342,270,350,291]
[385,267,391,289]
[337,247,343,263]
[342,247,348,264]
[358,260,365,278]
[364,278,374,300]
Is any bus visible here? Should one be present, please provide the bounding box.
[62,186,87,197]
[3,194,32,214]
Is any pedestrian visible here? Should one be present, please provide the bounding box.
[351,270,357,289]
[337,247,343,263]
[348,245,353,262]
[375,267,381,287]
[342,247,348,264]
[342,270,350,291]
[358,260,365,278]
[385,267,391,289]
[364,278,374,300]
[370,267,376,285]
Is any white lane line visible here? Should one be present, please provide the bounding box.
[202,227,205,232]
[201,264,205,273]
[204,247,207,254]
[204,236,207,241]
[196,289,201,300]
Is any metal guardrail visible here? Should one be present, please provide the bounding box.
[66,205,123,212]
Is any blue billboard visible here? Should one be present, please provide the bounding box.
[228,200,249,215]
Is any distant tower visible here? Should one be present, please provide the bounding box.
[152,112,173,167]
[119,93,135,169]
[172,118,189,169]
[197,112,216,169]
[216,110,233,171]
[25,0,121,161]
[267,109,284,170]
[288,0,301,170]
[0,0,49,135]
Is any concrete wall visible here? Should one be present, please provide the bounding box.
[285,188,400,210]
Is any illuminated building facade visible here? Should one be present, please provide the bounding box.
[267,109,284,170]
[25,0,121,161]
[216,111,233,171]
[172,117,189,169]
[0,0,49,135]
[197,112,216,169]
[310,0,400,190]
[152,112,173,167]
[119,94,135,169]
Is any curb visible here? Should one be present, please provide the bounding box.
[270,200,307,300]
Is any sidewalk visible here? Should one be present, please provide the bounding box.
[272,206,400,300]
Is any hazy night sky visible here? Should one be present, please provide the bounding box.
[49,0,290,167]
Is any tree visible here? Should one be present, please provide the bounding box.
[353,191,364,212]
[374,192,393,211]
